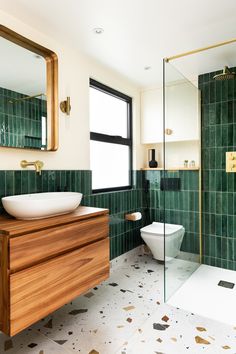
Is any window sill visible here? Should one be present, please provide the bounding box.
[92,186,132,194]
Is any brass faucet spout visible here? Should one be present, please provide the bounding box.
[20,160,44,175]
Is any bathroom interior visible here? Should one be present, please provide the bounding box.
[0,1,236,353]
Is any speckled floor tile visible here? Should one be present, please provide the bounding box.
[0,328,73,354]
[31,249,162,353]
[118,303,236,354]
[1,246,236,354]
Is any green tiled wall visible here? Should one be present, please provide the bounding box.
[145,170,200,254]
[0,170,144,260]
[0,87,46,149]
[199,67,236,270]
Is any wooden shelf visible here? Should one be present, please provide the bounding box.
[142,167,163,170]
[141,167,200,171]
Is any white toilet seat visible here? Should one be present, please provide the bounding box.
[140,222,185,261]
[141,222,183,236]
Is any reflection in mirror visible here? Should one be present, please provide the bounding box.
[0,26,58,151]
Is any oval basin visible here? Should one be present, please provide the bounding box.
[2,192,83,220]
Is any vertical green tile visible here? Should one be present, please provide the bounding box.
[42,170,48,192]
[5,170,14,196]
[14,171,21,195]
[0,171,6,212]
[216,237,222,258]
[28,171,36,193]
[227,238,234,261]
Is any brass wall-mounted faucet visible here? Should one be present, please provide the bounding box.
[20,160,44,175]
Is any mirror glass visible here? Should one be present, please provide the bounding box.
[0,27,58,151]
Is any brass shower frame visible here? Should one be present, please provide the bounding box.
[8,93,46,104]
[164,37,236,264]
[165,38,236,62]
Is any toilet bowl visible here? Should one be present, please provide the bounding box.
[140,222,185,261]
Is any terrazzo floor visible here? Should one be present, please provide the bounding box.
[0,247,236,354]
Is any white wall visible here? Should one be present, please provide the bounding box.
[141,81,200,143]
[0,10,145,170]
[141,80,200,169]
[142,142,200,169]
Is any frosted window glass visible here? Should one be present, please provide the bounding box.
[90,87,128,138]
[90,141,130,190]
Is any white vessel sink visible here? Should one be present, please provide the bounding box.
[2,192,83,220]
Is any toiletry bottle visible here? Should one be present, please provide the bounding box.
[148,149,158,168]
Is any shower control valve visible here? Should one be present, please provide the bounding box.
[226,152,236,172]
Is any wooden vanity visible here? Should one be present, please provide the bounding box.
[0,206,109,336]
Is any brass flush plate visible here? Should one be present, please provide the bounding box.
[226,152,236,172]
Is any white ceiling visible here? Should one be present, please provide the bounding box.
[1,0,236,88]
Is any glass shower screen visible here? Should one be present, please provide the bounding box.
[163,60,201,301]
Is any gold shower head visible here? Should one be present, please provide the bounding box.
[213,66,235,80]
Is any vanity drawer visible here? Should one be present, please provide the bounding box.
[9,238,109,336]
[9,215,109,272]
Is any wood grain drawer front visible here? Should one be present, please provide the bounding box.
[9,215,109,272]
[9,238,109,336]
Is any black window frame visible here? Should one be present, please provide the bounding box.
[90,78,133,194]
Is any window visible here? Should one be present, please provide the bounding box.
[90,79,132,193]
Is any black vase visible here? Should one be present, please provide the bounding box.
[148,149,158,168]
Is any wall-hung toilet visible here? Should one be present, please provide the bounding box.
[140,222,185,261]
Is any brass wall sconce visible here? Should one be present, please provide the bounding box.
[60,97,71,116]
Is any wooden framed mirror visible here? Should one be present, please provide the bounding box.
[0,25,58,151]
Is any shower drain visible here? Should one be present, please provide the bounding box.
[218,280,235,289]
